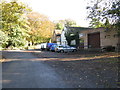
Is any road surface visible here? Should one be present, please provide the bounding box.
[2,50,118,88]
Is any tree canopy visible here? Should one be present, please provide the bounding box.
[54,19,77,30]
[87,0,120,33]
[0,0,55,49]
[1,0,31,48]
[27,12,55,44]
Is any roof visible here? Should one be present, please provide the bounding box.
[65,27,105,33]
[67,27,93,32]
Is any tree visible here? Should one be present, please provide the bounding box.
[64,19,76,27]
[0,31,8,48]
[87,0,120,34]
[0,0,31,48]
[55,23,64,30]
[108,0,120,34]
[27,12,55,44]
[89,18,105,28]
[54,19,77,30]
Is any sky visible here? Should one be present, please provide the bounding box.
[20,0,90,27]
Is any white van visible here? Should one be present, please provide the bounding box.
[40,43,47,50]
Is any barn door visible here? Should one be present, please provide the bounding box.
[88,32,100,48]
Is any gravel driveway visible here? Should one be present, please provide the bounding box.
[2,50,119,88]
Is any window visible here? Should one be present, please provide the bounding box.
[79,33,84,38]
[105,35,110,38]
[113,34,118,37]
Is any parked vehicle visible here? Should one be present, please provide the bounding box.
[55,45,64,52]
[40,43,47,50]
[46,43,57,51]
[50,44,58,52]
[63,45,77,52]
[55,45,77,53]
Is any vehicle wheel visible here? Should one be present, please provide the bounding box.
[73,50,77,52]
[60,50,64,53]
[56,51,59,53]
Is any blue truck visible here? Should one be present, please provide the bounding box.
[46,43,57,51]
[40,43,57,51]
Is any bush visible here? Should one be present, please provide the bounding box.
[103,46,115,52]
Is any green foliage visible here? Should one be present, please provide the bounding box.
[55,19,76,30]
[89,18,105,28]
[64,27,79,46]
[0,0,55,49]
[55,23,64,30]
[64,19,76,27]
[0,0,31,48]
[87,0,120,31]
[0,31,8,48]
[108,0,120,35]
[64,31,73,45]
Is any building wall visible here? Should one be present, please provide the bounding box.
[101,30,118,48]
[56,36,61,45]
[51,30,62,43]
[61,29,68,46]
[51,32,56,43]
[81,28,119,49]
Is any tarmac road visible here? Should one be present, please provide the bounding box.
[2,50,118,88]
[2,50,71,88]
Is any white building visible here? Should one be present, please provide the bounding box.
[60,27,68,46]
